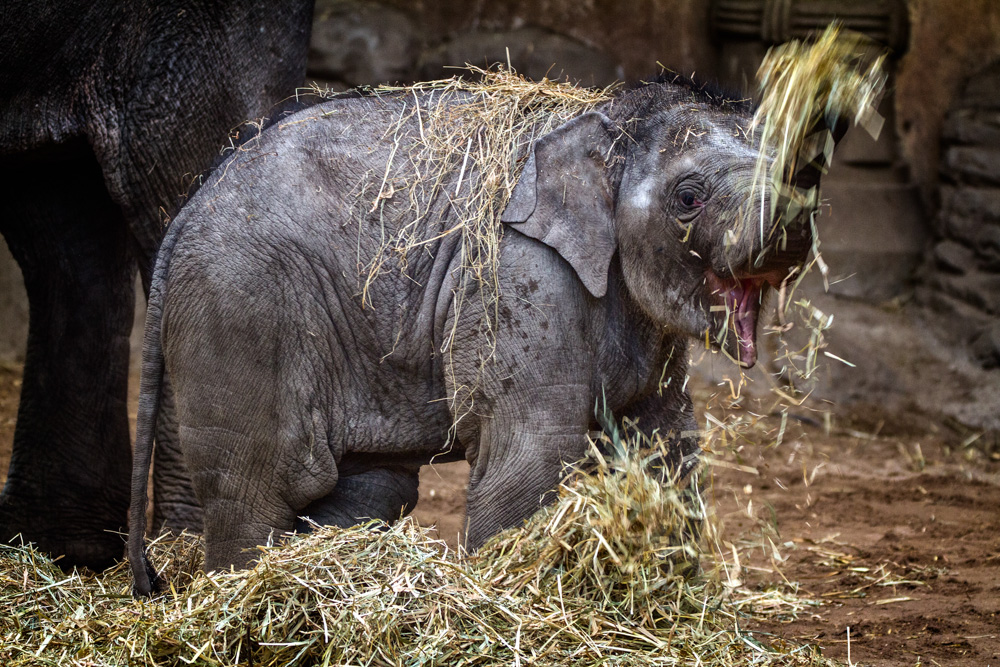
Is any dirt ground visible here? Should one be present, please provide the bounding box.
[0,363,997,666]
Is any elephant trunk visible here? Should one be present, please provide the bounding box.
[750,114,851,276]
[788,116,850,193]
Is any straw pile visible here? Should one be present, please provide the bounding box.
[0,431,835,666]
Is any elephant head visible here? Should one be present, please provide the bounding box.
[502,78,831,368]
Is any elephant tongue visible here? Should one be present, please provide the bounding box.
[706,271,775,367]
[726,279,761,367]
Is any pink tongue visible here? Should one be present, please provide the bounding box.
[728,280,759,366]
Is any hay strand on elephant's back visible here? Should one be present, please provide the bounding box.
[355,67,612,331]
[332,67,613,426]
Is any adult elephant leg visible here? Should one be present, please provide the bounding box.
[0,142,134,569]
[294,459,420,532]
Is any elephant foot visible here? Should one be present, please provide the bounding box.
[0,490,126,571]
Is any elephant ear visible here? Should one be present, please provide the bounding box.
[501,111,616,298]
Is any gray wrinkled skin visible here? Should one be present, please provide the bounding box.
[130,78,819,593]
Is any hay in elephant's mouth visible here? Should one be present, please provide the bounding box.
[0,426,834,666]
[750,22,886,228]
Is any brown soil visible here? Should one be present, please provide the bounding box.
[701,399,1000,667]
[1,365,997,666]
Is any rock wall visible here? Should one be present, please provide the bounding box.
[895,1,1000,372]
[921,60,1000,368]
[896,0,1000,209]
[309,0,714,89]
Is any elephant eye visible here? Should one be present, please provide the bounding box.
[677,189,704,209]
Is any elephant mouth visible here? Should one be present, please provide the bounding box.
[705,270,785,368]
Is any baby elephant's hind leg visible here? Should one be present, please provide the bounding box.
[295,461,420,532]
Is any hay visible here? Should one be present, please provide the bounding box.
[354,66,611,292]
[344,66,611,323]
[371,66,611,285]
[750,23,886,227]
[720,23,888,411]
[1,430,837,666]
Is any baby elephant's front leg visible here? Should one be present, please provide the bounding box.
[464,410,589,550]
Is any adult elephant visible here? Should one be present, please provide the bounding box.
[0,0,314,570]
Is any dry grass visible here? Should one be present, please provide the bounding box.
[344,68,611,309]
[363,66,612,294]
[736,24,888,407]
[750,23,887,227]
[1,428,838,666]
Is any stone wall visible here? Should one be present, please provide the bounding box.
[920,60,1000,368]
[309,0,714,89]
[890,1,1000,371]
[895,0,1000,210]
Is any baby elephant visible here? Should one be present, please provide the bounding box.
[129,73,829,594]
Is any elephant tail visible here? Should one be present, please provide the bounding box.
[129,219,184,597]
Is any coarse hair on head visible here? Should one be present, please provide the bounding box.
[606,69,755,125]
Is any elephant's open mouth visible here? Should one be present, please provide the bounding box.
[705,270,784,368]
